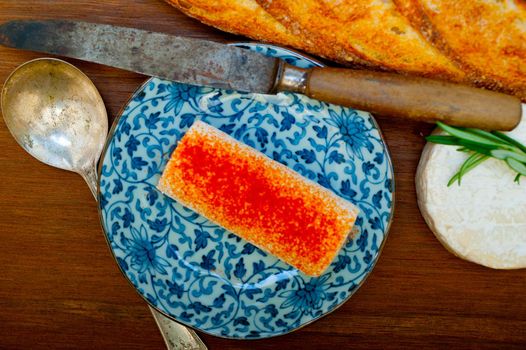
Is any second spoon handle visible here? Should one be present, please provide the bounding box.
[81,164,207,350]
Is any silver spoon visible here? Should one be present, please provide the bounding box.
[1,58,206,350]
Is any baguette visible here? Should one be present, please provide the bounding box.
[165,0,526,101]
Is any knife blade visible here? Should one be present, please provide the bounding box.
[0,19,278,93]
[0,19,521,130]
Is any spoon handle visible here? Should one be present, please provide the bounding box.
[150,306,208,350]
[81,164,99,198]
[80,164,207,350]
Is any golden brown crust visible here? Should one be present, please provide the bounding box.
[165,0,315,52]
[393,0,526,100]
[256,0,374,67]
[258,0,466,80]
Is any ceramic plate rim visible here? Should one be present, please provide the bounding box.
[96,42,396,339]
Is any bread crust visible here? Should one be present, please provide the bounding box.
[256,0,374,67]
[393,0,526,100]
[258,0,466,80]
[164,0,335,57]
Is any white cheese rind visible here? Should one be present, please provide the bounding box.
[416,104,526,269]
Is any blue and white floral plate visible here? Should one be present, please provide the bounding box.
[97,43,395,339]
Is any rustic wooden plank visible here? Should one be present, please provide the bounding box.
[0,1,525,349]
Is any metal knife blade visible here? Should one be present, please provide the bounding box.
[0,19,279,93]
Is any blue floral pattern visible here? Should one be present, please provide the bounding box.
[98,43,394,339]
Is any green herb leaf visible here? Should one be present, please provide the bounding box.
[506,158,526,176]
[447,153,489,186]
[491,149,526,163]
[425,135,460,145]
[492,131,526,154]
[436,122,509,148]
[465,128,510,145]
[427,123,526,186]
[455,139,498,156]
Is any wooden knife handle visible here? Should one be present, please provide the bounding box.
[276,64,522,131]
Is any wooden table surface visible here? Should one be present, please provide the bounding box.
[0,1,525,349]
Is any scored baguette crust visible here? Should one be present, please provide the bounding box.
[158,121,359,276]
[256,0,374,67]
[164,0,325,58]
[258,0,466,80]
[393,0,526,100]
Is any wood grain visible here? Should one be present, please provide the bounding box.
[0,1,525,349]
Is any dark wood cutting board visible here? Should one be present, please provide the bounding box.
[0,1,525,349]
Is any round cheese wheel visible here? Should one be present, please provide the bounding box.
[416,104,526,269]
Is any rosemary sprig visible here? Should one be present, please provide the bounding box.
[426,122,526,186]
[446,153,489,187]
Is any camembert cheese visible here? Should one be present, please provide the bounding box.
[416,104,526,269]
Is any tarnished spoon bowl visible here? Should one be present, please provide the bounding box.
[1,58,206,350]
[1,58,106,191]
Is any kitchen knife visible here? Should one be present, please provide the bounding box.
[0,19,521,130]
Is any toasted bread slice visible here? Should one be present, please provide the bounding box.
[257,0,465,80]
[394,0,526,100]
[158,121,359,276]
[164,0,312,52]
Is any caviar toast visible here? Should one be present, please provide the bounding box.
[158,121,359,276]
